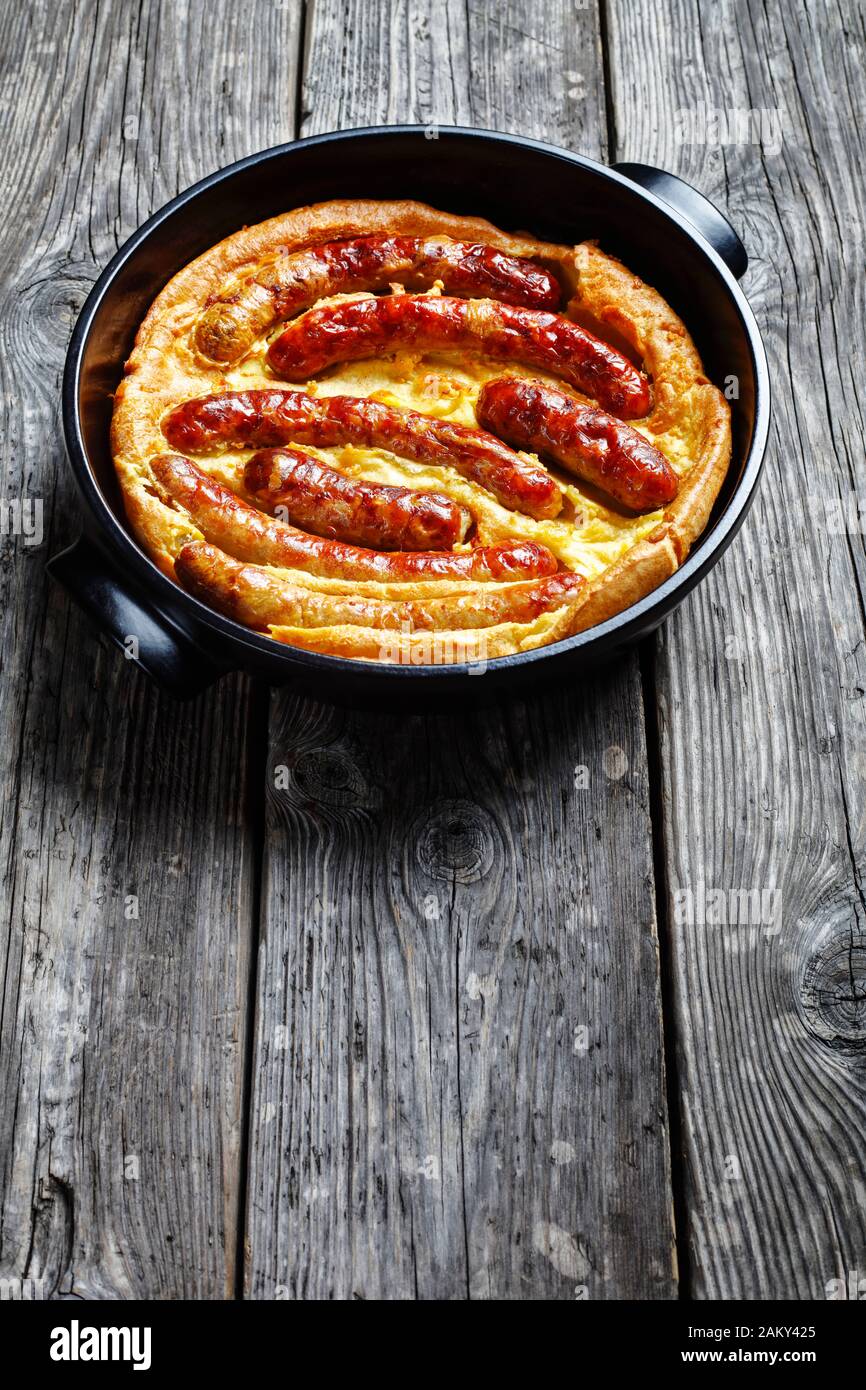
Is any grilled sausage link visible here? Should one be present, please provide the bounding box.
[194,234,562,364]
[243,447,470,551]
[476,377,677,511]
[266,295,652,418]
[151,454,559,582]
[176,540,584,632]
[163,388,562,520]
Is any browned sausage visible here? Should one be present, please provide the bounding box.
[194,234,562,363]
[163,388,562,519]
[243,447,471,550]
[476,377,677,511]
[266,295,652,418]
[175,539,584,631]
[151,454,559,582]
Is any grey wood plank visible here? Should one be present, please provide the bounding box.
[608,0,866,1298]
[0,0,301,1299]
[245,0,677,1300]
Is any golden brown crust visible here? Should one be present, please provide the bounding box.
[110,198,731,663]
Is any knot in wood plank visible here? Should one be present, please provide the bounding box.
[282,746,371,810]
[14,257,93,375]
[801,925,866,1050]
[413,798,498,884]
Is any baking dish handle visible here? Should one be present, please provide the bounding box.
[612,163,748,279]
[47,536,231,699]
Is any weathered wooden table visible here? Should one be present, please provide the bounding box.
[1,0,863,1301]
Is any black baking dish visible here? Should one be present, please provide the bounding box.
[51,125,770,706]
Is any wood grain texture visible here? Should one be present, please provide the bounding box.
[0,0,301,1299]
[244,0,677,1300]
[609,0,866,1298]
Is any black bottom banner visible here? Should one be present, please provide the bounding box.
[3,1296,861,1374]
